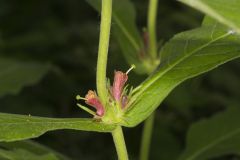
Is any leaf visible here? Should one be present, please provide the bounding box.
[0,148,59,160]
[179,107,240,160]
[0,58,50,97]
[0,113,116,142]
[122,21,240,127]
[86,0,148,74]
[179,0,240,33]
[0,140,70,160]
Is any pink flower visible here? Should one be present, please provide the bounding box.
[112,71,128,101]
[143,30,149,50]
[121,95,128,108]
[85,90,104,116]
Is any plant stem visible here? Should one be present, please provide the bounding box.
[140,113,155,160]
[112,126,129,160]
[96,0,112,104]
[147,0,158,59]
[95,2,128,159]
[139,1,159,159]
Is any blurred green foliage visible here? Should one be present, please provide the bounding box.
[0,0,240,159]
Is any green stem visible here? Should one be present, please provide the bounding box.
[112,126,129,160]
[139,1,159,159]
[95,2,128,159]
[147,0,158,59]
[96,0,112,104]
[140,113,155,160]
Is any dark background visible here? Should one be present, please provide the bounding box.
[0,0,240,159]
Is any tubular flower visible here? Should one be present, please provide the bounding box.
[112,71,128,101]
[85,90,105,116]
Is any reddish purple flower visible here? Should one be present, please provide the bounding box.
[121,95,128,108]
[143,30,149,50]
[85,90,104,116]
[112,71,128,101]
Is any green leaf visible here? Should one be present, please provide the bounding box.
[122,22,240,127]
[0,148,59,160]
[179,107,240,160]
[0,58,50,97]
[86,0,149,74]
[0,141,70,160]
[179,0,240,33]
[0,113,116,142]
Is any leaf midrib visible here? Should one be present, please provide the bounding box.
[0,121,104,125]
[127,29,231,109]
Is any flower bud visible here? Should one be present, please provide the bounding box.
[121,95,128,108]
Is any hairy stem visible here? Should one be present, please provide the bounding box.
[140,113,155,160]
[96,0,112,104]
[112,126,129,160]
[147,0,158,59]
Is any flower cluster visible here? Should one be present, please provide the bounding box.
[76,66,135,118]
